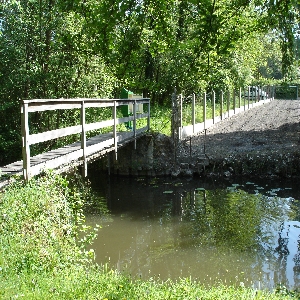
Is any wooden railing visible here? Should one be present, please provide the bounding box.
[21,98,150,180]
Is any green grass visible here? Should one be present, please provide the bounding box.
[0,173,298,299]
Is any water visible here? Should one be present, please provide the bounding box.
[87,172,300,290]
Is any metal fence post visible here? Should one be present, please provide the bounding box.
[220,90,223,120]
[147,100,151,131]
[192,93,195,134]
[203,92,207,129]
[233,88,236,114]
[171,88,181,161]
[133,100,137,149]
[227,90,230,117]
[212,90,215,124]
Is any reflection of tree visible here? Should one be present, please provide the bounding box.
[293,237,300,287]
[274,222,290,287]
[179,189,265,251]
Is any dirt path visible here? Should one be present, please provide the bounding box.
[183,100,300,177]
[192,100,300,159]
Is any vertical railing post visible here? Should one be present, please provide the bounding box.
[220,90,223,120]
[203,92,207,129]
[133,100,137,149]
[21,101,30,181]
[233,88,236,114]
[255,87,257,103]
[147,99,150,131]
[243,87,246,110]
[113,100,117,160]
[238,87,241,110]
[179,94,183,139]
[227,90,230,117]
[212,90,215,124]
[171,89,178,144]
[171,88,180,162]
[81,100,87,177]
[192,93,195,134]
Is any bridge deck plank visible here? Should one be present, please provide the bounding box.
[0,130,144,179]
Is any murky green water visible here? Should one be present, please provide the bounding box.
[87,171,300,290]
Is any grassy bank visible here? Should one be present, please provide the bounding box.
[0,173,298,299]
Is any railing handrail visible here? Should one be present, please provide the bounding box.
[21,97,151,180]
[22,97,150,104]
[22,98,150,112]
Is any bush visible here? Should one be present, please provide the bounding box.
[0,172,97,275]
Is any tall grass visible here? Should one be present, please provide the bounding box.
[0,173,297,299]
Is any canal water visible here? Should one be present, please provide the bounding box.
[87,171,300,290]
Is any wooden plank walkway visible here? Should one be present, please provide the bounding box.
[0,128,146,187]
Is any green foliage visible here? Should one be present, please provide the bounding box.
[0,172,99,274]
[0,0,299,165]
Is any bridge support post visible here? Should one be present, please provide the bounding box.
[81,100,87,177]
[21,102,30,181]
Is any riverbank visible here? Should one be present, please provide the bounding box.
[0,173,298,299]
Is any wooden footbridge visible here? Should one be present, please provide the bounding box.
[0,85,279,187]
[0,97,150,182]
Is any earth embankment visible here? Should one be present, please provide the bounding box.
[186,100,300,177]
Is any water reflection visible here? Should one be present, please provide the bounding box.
[87,173,300,290]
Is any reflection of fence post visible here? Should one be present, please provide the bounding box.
[21,101,30,181]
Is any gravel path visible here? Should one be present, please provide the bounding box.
[191,100,300,160]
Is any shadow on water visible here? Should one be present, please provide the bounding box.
[86,170,300,290]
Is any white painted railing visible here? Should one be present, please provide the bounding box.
[178,86,275,139]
